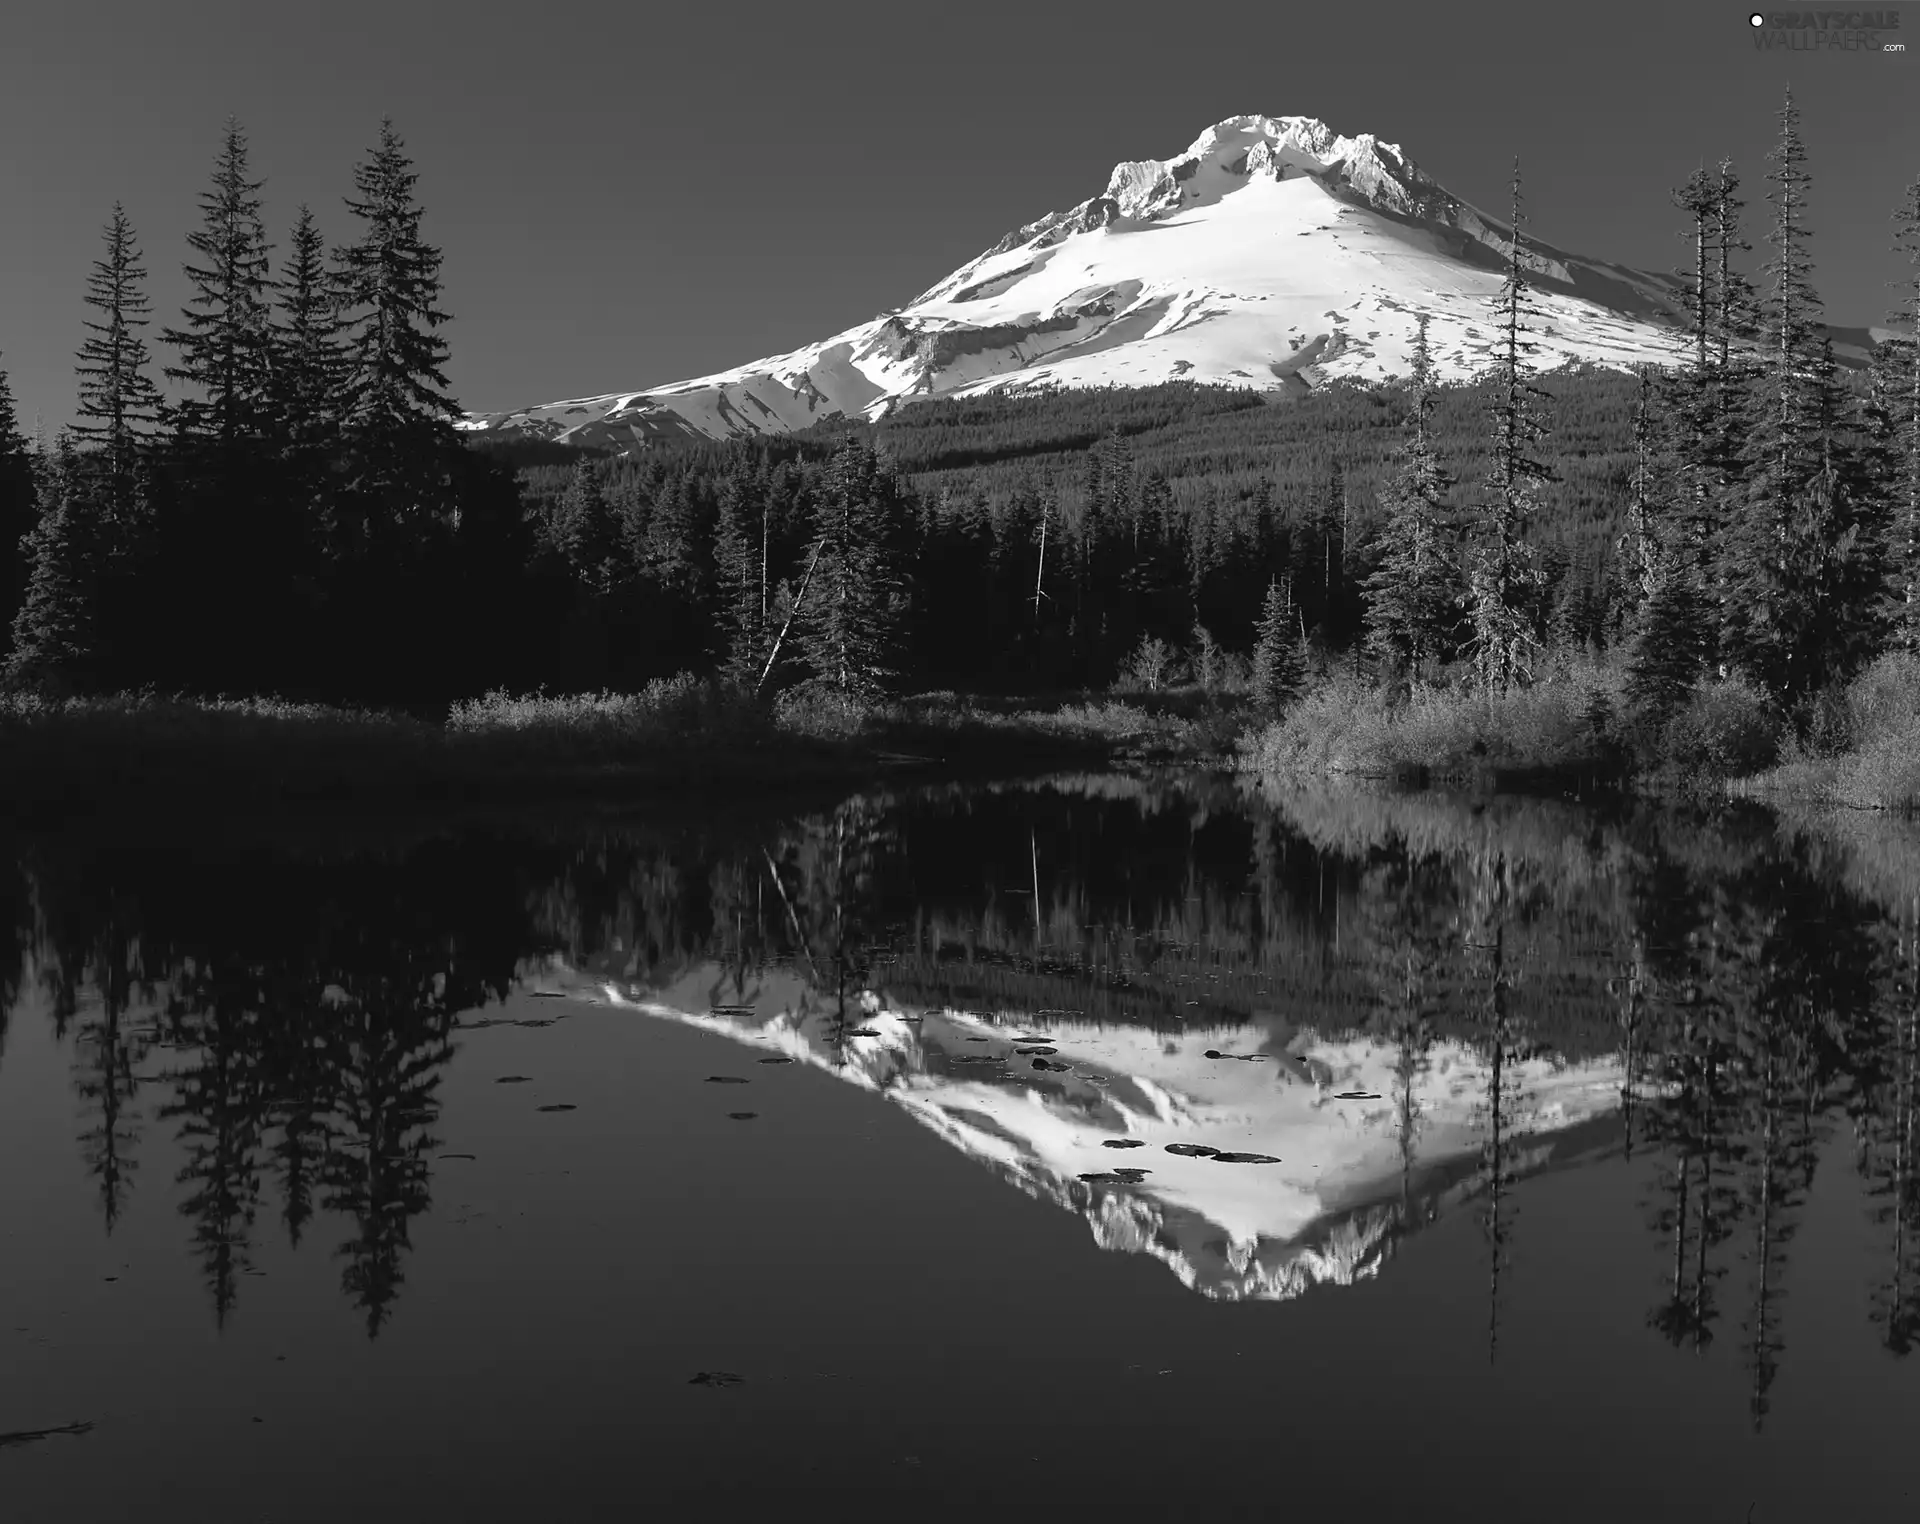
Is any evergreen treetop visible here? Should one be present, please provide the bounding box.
[162,117,274,451]
[74,204,165,492]
[336,119,457,441]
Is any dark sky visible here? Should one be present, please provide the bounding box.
[2,1,1914,432]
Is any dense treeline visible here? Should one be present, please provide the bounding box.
[1,94,1915,719]
[0,120,533,704]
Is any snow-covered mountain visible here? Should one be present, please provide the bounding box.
[464,114,1699,451]
[551,962,1624,1301]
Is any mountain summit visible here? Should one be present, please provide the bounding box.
[465,114,1690,450]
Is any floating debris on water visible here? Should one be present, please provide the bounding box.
[705,1076,750,1084]
[727,1112,758,1121]
[536,1104,577,1113]
[0,1421,96,1449]
[1333,1091,1384,1100]
[689,1371,745,1388]
[843,1028,882,1038]
[1204,1050,1267,1062]
[709,1004,756,1017]
[757,1057,793,1065]
[438,1152,477,1161]
[494,1075,533,1085]
[1101,1139,1148,1150]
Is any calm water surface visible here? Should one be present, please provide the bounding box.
[2,775,1917,1519]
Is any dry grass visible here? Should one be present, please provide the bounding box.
[1238,652,1623,784]
[1738,653,1920,812]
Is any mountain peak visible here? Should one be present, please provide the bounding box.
[464,112,1690,451]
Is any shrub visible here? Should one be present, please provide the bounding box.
[1119,634,1178,692]
[1658,677,1781,777]
[1843,651,1920,750]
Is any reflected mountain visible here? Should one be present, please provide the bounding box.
[5,772,1920,1425]
[570,964,1622,1300]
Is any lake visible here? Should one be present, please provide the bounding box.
[2,774,1916,1519]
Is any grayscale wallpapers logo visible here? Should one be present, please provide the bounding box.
[1747,9,1906,49]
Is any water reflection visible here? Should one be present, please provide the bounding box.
[5,776,1920,1433]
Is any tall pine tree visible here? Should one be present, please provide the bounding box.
[1251,576,1306,718]
[795,441,908,703]
[334,120,458,552]
[5,434,99,691]
[1364,316,1463,678]
[713,466,767,689]
[1723,91,1885,703]
[270,204,349,564]
[73,204,164,526]
[1883,176,1920,648]
[162,118,274,457]
[1467,159,1551,693]
[0,361,38,658]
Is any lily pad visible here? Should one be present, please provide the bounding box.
[727,1112,759,1121]
[536,1104,577,1113]
[1111,1168,1152,1182]
[1334,1091,1383,1100]
[844,1028,882,1038]
[494,1075,533,1085]
[1032,1059,1071,1072]
[1212,1151,1282,1164]
[1101,1139,1148,1150]
[705,1076,750,1085]
[1015,1047,1058,1057]
[1165,1143,1221,1157]
[757,1057,793,1065]
[1077,1172,1123,1183]
[689,1371,745,1388]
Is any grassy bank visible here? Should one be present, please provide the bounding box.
[1732,653,1920,812]
[0,678,1243,813]
[1238,646,1920,808]
[1236,648,1782,793]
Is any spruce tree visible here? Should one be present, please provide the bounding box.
[162,118,274,456]
[0,362,37,655]
[5,435,98,690]
[1467,159,1551,694]
[73,204,164,524]
[334,120,458,545]
[712,467,766,688]
[1623,365,1710,720]
[552,459,616,591]
[1883,176,1920,648]
[795,441,908,703]
[270,204,349,560]
[1251,576,1306,718]
[1364,315,1463,677]
[272,206,347,448]
[1723,91,1885,702]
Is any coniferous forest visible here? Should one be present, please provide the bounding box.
[1,95,1917,792]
